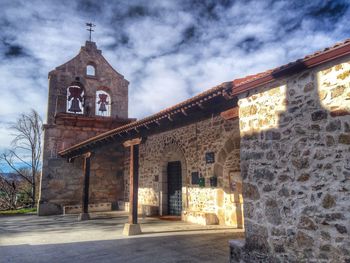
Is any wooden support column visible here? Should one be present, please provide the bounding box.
[123,138,142,235]
[79,152,92,221]
[129,143,139,224]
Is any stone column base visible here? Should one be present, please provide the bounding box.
[78,213,90,221]
[123,223,142,236]
[230,240,245,263]
[37,201,62,216]
[229,240,277,263]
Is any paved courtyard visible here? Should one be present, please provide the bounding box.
[0,212,244,263]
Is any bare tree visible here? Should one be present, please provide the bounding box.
[0,173,18,210]
[0,109,42,207]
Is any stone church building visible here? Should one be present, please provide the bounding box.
[38,39,350,262]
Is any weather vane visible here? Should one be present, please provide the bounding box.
[86,22,96,41]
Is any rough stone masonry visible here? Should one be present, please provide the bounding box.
[135,115,243,227]
[231,55,350,262]
[38,41,132,215]
[38,39,350,263]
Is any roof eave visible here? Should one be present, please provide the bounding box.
[58,38,350,158]
[232,40,350,96]
[58,81,233,158]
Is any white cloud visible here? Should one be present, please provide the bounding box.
[0,0,349,153]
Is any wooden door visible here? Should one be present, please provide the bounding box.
[167,161,182,216]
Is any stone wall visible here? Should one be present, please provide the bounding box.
[46,41,129,123]
[133,114,243,227]
[231,56,350,262]
[38,41,130,215]
[39,141,125,215]
[89,145,125,206]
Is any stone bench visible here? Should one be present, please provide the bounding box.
[117,201,126,211]
[142,205,159,216]
[118,202,159,216]
[121,202,159,216]
[63,202,112,215]
[182,210,219,225]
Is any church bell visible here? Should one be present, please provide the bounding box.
[68,86,83,113]
[68,100,82,112]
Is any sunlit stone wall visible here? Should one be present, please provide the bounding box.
[239,85,287,135]
[131,114,243,227]
[231,56,350,262]
[318,60,350,114]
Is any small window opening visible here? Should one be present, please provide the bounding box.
[86,65,95,76]
[96,90,111,117]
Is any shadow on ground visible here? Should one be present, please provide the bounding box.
[0,214,128,236]
[0,213,244,263]
[1,232,239,263]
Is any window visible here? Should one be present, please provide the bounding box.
[95,90,111,116]
[86,65,95,76]
[67,86,84,114]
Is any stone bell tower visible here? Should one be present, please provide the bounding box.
[38,41,133,215]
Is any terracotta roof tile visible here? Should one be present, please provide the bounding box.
[233,38,350,88]
[59,38,350,157]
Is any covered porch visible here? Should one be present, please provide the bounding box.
[57,81,244,235]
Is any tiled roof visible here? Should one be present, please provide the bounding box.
[232,38,350,90]
[59,38,350,157]
[233,70,274,86]
[58,81,231,157]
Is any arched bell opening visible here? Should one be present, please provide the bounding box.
[86,63,96,77]
[95,90,111,117]
[66,81,85,115]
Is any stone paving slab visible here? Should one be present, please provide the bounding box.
[0,212,244,263]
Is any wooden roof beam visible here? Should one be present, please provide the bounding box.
[123,137,142,147]
[197,102,205,109]
[222,89,233,100]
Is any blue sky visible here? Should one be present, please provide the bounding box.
[0,0,349,155]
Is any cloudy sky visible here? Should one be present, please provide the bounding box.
[0,0,349,153]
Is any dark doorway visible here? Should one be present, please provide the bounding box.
[167,161,182,216]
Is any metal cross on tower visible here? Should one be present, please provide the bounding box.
[86,22,96,41]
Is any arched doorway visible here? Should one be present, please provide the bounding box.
[214,136,243,228]
[167,161,182,215]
